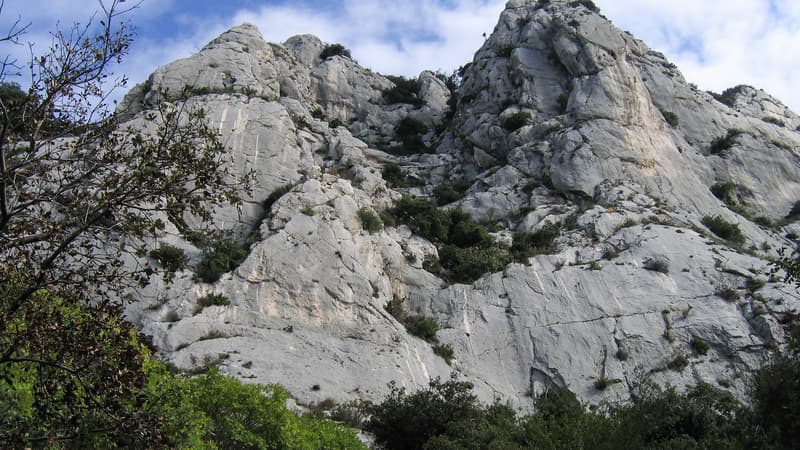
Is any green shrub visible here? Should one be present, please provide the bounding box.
[300,206,315,216]
[643,257,669,274]
[194,293,230,314]
[569,0,600,12]
[383,75,422,106]
[701,215,746,244]
[149,244,188,273]
[709,129,742,154]
[661,110,679,127]
[328,118,343,128]
[149,368,365,449]
[786,200,800,220]
[762,116,785,127]
[391,117,430,155]
[404,315,439,342]
[710,85,748,107]
[432,179,471,206]
[385,296,407,323]
[320,43,351,60]
[746,277,765,292]
[195,238,248,283]
[432,343,454,365]
[557,92,569,113]
[691,337,709,356]
[262,184,293,213]
[750,353,800,449]
[501,112,531,131]
[668,352,690,371]
[716,287,740,302]
[511,222,561,261]
[711,181,738,206]
[357,207,383,233]
[439,244,513,283]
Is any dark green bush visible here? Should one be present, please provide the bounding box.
[194,293,230,314]
[433,179,471,206]
[195,239,248,283]
[511,222,561,261]
[762,116,785,127]
[391,117,430,155]
[432,343,454,365]
[643,257,669,274]
[439,245,512,283]
[357,207,383,233]
[786,200,800,220]
[404,315,439,342]
[149,244,188,273]
[569,0,600,12]
[709,129,742,154]
[750,353,800,449]
[701,215,746,244]
[711,181,738,206]
[501,112,531,131]
[710,85,748,107]
[383,75,422,106]
[691,337,709,356]
[661,110,679,127]
[385,296,407,323]
[557,92,569,113]
[320,43,351,60]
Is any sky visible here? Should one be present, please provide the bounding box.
[0,0,798,112]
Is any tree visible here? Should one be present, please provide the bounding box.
[0,0,251,445]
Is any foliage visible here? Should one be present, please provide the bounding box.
[388,196,559,282]
[147,367,366,449]
[569,0,600,13]
[786,200,800,221]
[150,243,188,274]
[404,315,439,342]
[390,117,430,155]
[691,337,710,356]
[711,181,739,206]
[382,163,422,188]
[510,222,561,261]
[750,353,800,449]
[660,110,679,127]
[762,116,785,127]
[194,237,248,283]
[357,207,383,233]
[194,293,230,314]
[501,112,531,131]
[432,343,454,365]
[365,377,487,450]
[643,257,670,274]
[433,179,471,206]
[383,75,423,106]
[557,92,569,113]
[701,215,746,244]
[709,129,743,154]
[0,2,252,445]
[319,43,351,60]
[385,296,407,323]
[710,85,749,107]
[0,281,166,447]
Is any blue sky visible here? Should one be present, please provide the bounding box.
[1,0,799,112]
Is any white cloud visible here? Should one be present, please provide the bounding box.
[1,0,798,112]
[596,0,800,111]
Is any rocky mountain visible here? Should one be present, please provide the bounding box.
[121,0,800,410]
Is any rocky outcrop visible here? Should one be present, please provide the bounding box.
[122,0,800,410]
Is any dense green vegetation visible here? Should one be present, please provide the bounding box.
[362,363,800,450]
[319,43,351,60]
[386,195,560,282]
[702,215,746,244]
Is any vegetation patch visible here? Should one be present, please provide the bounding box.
[319,43,351,60]
[357,207,383,233]
[660,109,679,127]
[432,343,455,365]
[383,75,423,106]
[701,215,746,244]
[195,238,248,283]
[501,112,531,131]
[194,293,231,315]
[149,244,188,274]
[709,129,743,154]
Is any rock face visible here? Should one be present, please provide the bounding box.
[122,0,800,410]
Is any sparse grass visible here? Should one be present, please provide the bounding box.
[300,207,315,216]
[746,277,766,292]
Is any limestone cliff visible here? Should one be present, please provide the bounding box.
[121,0,800,410]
